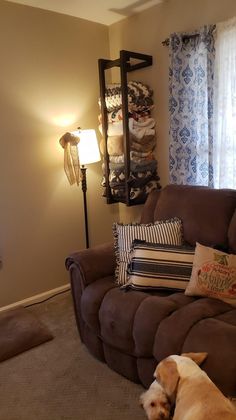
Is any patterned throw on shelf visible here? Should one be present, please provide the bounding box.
[98,81,161,203]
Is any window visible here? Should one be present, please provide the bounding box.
[213,17,236,189]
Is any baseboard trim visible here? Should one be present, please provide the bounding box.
[0,284,71,312]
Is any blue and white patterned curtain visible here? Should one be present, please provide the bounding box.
[169,26,215,186]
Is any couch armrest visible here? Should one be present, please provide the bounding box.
[65,241,116,288]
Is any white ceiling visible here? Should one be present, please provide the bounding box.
[5,0,163,25]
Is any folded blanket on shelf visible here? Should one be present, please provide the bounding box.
[108,159,157,173]
[110,173,159,190]
[110,178,160,202]
[129,117,156,139]
[129,173,160,188]
[109,152,155,164]
[109,167,157,184]
[100,134,156,156]
[130,133,156,145]
[99,81,154,113]
[100,109,152,124]
[99,121,123,137]
[107,136,124,156]
[130,135,156,152]
[101,160,158,185]
[131,150,154,159]
[99,117,156,139]
[98,79,160,203]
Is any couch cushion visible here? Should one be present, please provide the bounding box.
[93,284,195,357]
[133,293,195,357]
[153,297,233,361]
[81,276,116,334]
[153,185,236,247]
[99,288,147,354]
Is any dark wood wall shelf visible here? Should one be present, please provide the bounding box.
[98,50,153,206]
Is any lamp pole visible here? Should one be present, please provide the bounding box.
[80,165,89,249]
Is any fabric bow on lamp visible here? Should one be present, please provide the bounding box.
[59,128,100,248]
[59,131,81,185]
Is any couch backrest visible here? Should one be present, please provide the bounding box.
[141,185,236,252]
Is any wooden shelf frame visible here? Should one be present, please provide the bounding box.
[98,50,153,206]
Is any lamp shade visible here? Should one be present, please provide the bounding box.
[72,129,100,165]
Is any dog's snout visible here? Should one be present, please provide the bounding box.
[159,412,168,420]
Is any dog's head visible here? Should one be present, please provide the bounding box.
[140,380,171,420]
[154,352,208,404]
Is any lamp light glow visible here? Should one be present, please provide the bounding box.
[72,129,100,166]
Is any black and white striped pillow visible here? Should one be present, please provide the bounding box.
[113,218,183,285]
[126,241,195,291]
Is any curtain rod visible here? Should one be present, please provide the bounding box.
[162,34,199,47]
[162,38,170,46]
[162,25,216,47]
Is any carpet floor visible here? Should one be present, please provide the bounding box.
[0,291,145,420]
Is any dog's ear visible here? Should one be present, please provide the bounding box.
[154,360,179,403]
[181,352,208,365]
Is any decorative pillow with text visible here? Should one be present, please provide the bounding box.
[113,218,183,285]
[185,242,236,306]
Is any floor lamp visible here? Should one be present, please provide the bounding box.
[59,128,100,249]
[75,129,101,248]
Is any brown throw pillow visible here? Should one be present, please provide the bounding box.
[0,306,53,362]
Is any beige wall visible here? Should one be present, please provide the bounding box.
[0,0,119,307]
[2,0,236,307]
[109,0,236,222]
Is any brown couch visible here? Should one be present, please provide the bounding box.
[66,185,236,397]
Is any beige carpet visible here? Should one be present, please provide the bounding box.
[0,291,145,420]
[0,292,235,420]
